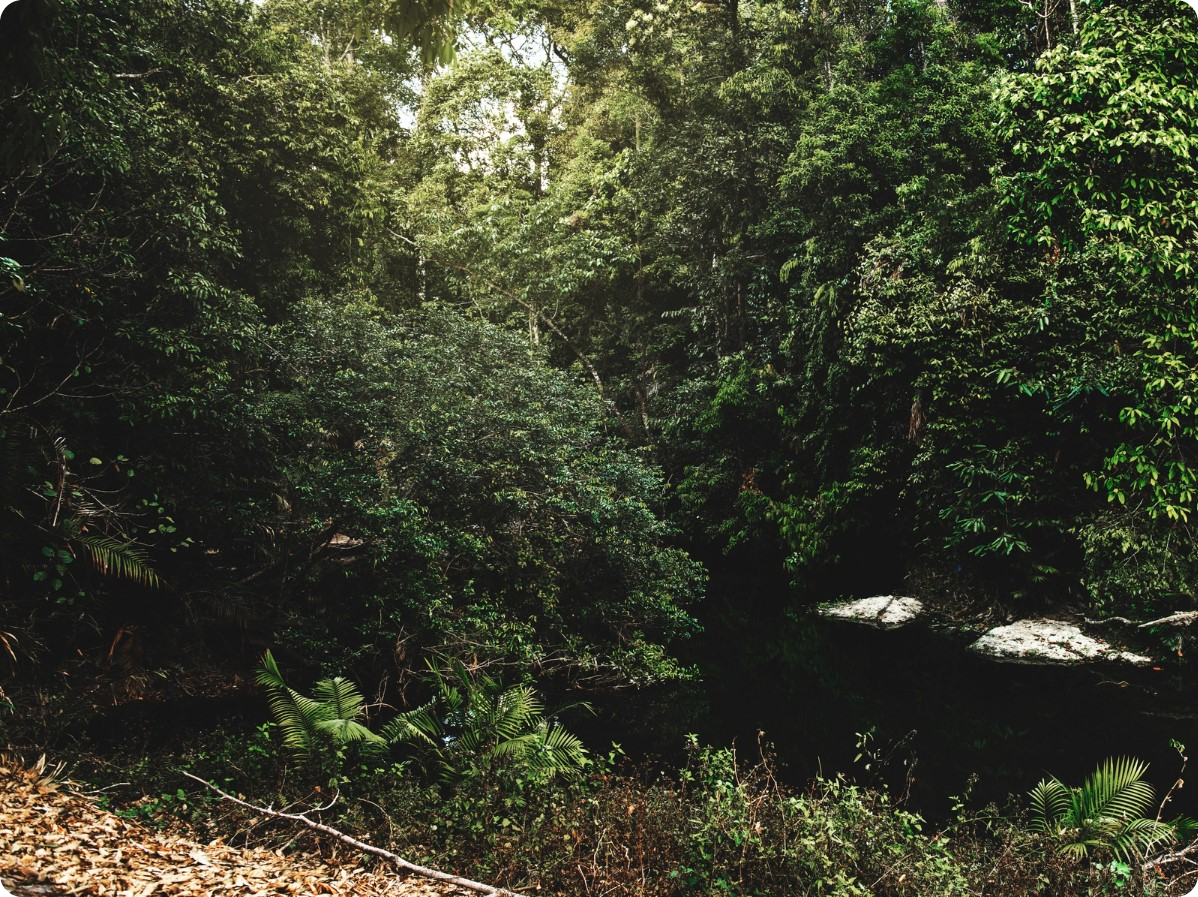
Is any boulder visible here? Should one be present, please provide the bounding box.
[969,618,1153,666]
[819,595,923,629]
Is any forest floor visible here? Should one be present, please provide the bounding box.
[0,758,469,897]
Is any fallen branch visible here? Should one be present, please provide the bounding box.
[182,772,526,897]
[1145,836,1198,874]
[1081,615,1138,627]
[1082,611,1198,629]
[1140,611,1198,629]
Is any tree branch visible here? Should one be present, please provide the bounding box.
[1139,611,1198,629]
[182,772,526,897]
[1082,611,1198,629]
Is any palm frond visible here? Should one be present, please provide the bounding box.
[455,723,486,757]
[1029,778,1070,832]
[256,650,333,757]
[541,722,587,758]
[381,702,443,748]
[255,649,289,692]
[1110,817,1175,863]
[312,676,367,723]
[0,629,17,667]
[315,716,386,747]
[527,723,587,777]
[1172,815,1198,841]
[1030,756,1177,863]
[76,533,160,588]
[1080,756,1155,822]
[308,676,385,749]
[383,659,588,783]
[492,684,543,741]
[266,684,333,756]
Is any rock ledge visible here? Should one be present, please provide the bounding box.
[969,618,1153,667]
[819,596,923,629]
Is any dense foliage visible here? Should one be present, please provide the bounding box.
[390,0,1198,624]
[6,0,1198,891]
[102,727,1178,897]
[0,0,700,694]
[7,0,1198,690]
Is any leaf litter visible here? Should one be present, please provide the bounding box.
[0,760,469,897]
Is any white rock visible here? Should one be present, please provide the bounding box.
[819,595,923,629]
[969,618,1153,666]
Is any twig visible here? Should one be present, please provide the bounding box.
[182,772,526,896]
[79,781,133,795]
[1157,747,1188,824]
[1145,837,1198,873]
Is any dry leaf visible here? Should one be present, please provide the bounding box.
[0,760,470,897]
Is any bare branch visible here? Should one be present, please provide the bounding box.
[1145,837,1198,874]
[1082,611,1198,629]
[182,772,527,897]
[1139,611,1198,629]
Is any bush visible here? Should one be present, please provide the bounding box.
[91,725,1175,897]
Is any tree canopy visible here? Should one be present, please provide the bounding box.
[4,0,1198,700]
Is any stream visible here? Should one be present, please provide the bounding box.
[586,610,1198,821]
[83,587,1198,823]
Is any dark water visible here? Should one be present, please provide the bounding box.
[586,612,1198,821]
[79,574,1198,823]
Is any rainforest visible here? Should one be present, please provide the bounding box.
[4,0,1198,893]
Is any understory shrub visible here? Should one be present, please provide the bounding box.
[145,729,1167,897]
